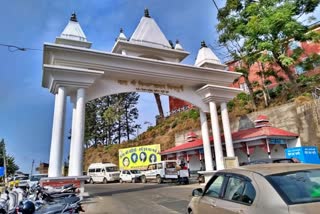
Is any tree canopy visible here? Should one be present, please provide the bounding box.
[84,92,140,147]
[218,0,320,83]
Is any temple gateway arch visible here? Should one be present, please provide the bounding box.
[42,10,242,178]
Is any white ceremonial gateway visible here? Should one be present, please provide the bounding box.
[42,9,242,180]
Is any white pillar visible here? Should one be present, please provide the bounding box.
[266,139,271,159]
[69,88,86,176]
[68,102,77,176]
[48,87,66,177]
[221,102,235,157]
[209,101,224,170]
[200,111,213,171]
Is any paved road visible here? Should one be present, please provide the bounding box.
[83,182,199,214]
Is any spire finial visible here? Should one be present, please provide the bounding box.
[70,12,78,22]
[201,41,207,48]
[120,28,123,33]
[144,8,151,18]
[168,40,174,49]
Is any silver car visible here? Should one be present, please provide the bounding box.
[188,163,320,214]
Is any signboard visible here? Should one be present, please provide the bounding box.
[119,144,161,170]
[269,139,286,145]
[224,157,239,169]
[0,167,4,177]
[285,146,320,164]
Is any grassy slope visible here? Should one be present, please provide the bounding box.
[83,109,200,170]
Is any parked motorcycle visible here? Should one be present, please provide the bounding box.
[0,183,84,214]
[16,198,84,214]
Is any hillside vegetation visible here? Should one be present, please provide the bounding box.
[84,109,200,170]
[228,74,320,119]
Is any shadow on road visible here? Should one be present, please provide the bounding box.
[89,184,170,197]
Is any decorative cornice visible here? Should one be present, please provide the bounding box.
[196,84,243,104]
[42,64,103,94]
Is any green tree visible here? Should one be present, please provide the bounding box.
[218,0,320,84]
[85,92,140,146]
[84,100,99,147]
[0,139,19,176]
[122,93,140,141]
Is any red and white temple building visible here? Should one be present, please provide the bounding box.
[160,115,300,172]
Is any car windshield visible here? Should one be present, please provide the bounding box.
[267,169,320,204]
[30,175,47,181]
[130,170,141,174]
[106,167,118,172]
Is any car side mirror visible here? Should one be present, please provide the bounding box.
[192,188,203,197]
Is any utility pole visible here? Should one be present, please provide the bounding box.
[30,160,35,177]
[3,146,7,184]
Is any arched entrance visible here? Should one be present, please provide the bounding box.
[42,10,242,177]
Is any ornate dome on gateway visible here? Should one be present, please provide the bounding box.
[55,12,92,48]
[129,9,172,49]
[112,9,190,63]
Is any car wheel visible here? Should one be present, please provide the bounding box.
[120,179,123,184]
[156,175,162,184]
[141,176,147,183]
[132,178,136,183]
[89,178,94,184]
[103,178,108,184]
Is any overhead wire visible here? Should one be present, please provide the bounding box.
[211,0,220,12]
[0,43,42,52]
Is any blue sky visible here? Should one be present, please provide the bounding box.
[1,0,319,173]
[0,0,226,173]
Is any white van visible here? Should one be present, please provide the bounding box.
[87,162,120,184]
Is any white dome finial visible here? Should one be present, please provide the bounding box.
[174,40,184,50]
[117,28,127,41]
[195,41,222,68]
[55,12,92,48]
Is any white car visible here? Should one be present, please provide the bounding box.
[119,170,142,183]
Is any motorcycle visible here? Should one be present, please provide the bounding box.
[0,183,84,214]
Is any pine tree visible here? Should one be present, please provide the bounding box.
[85,92,140,146]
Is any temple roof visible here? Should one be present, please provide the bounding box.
[55,13,91,48]
[161,126,298,155]
[117,28,127,41]
[60,13,87,42]
[195,41,225,69]
[129,11,171,49]
[112,9,189,62]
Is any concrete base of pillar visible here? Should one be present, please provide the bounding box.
[40,176,89,194]
[198,170,216,184]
